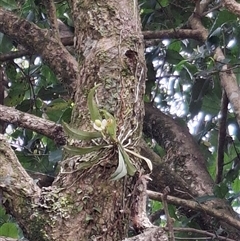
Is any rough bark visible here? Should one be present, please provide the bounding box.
[143,103,240,238]
[0,8,79,94]
[0,0,240,240]
[51,0,147,239]
[0,0,148,240]
[0,135,42,240]
[143,103,214,197]
[0,104,66,145]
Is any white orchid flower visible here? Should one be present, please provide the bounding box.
[93,119,108,131]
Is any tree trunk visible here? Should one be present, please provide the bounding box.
[0,0,240,240]
[0,0,149,240]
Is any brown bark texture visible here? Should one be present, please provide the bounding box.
[0,0,240,240]
[0,0,151,240]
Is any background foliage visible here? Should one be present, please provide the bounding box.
[0,0,240,239]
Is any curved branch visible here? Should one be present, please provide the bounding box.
[123,227,168,241]
[0,135,45,239]
[0,134,40,206]
[0,8,79,93]
[143,103,240,237]
[189,0,240,130]
[0,21,74,62]
[0,38,73,62]
[216,91,228,184]
[169,227,236,241]
[0,50,33,62]
[0,28,206,62]
[0,104,66,145]
[143,29,204,41]
[139,139,193,197]
[147,190,240,231]
[143,102,214,197]
[222,0,240,16]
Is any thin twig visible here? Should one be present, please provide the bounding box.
[147,190,240,230]
[170,227,236,241]
[216,90,228,183]
[162,187,175,241]
[44,0,60,39]
[149,209,164,223]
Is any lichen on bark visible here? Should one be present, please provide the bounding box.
[54,0,148,239]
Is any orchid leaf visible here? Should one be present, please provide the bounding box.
[111,146,127,180]
[87,84,102,122]
[119,144,136,176]
[62,121,102,140]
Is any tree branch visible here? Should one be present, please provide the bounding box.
[222,0,240,16]
[167,227,236,241]
[143,103,240,237]
[0,135,52,240]
[0,28,206,62]
[147,190,240,231]
[0,8,79,94]
[0,104,66,145]
[43,0,60,39]
[139,138,193,197]
[216,91,228,184]
[143,29,204,41]
[143,102,214,197]
[0,50,33,62]
[162,187,175,241]
[131,174,153,232]
[189,1,240,127]
[123,227,168,241]
[0,134,41,205]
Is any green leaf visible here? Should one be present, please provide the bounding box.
[153,143,165,157]
[49,149,63,163]
[232,177,240,193]
[64,145,108,155]
[0,207,9,225]
[62,122,102,141]
[118,144,137,176]
[202,93,220,116]
[206,36,220,51]
[0,34,13,53]
[41,65,58,85]
[159,0,169,7]
[214,183,229,198]
[165,49,184,65]
[111,146,128,180]
[0,223,18,238]
[0,0,17,10]
[209,10,237,35]
[173,59,188,72]
[168,40,181,52]
[195,195,217,203]
[87,84,102,121]
[37,84,67,101]
[44,99,69,122]
[4,78,28,107]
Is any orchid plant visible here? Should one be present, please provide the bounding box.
[63,84,152,180]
